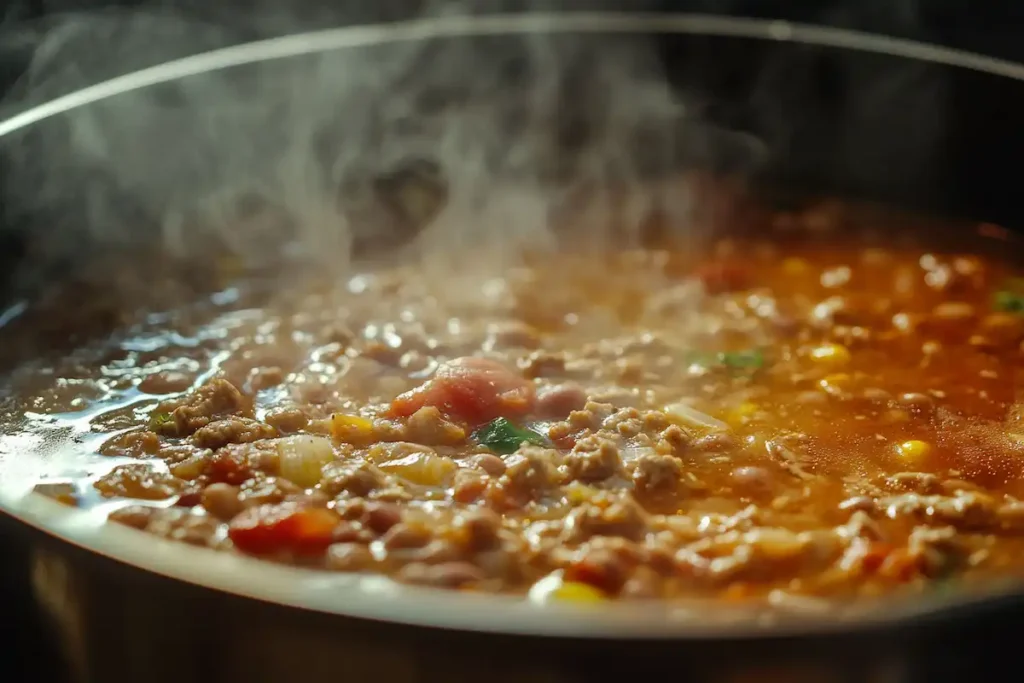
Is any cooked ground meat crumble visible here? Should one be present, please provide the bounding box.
[7,204,1024,607]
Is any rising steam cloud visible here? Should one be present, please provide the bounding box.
[0,0,953,300]
[0,0,773,292]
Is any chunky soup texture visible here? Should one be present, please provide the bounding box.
[8,212,1024,606]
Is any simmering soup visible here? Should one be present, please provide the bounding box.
[5,201,1024,607]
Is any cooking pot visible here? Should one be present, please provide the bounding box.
[2,13,1024,683]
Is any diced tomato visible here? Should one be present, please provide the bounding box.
[564,549,628,594]
[228,503,339,556]
[694,261,749,294]
[389,357,534,425]
[879,548,923,582]
[549,426,584,450]
[860,541,894,574]
[207,448,253,485]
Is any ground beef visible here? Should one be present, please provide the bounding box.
[403,406,466,446]
[93,464,184,500]
[206,440,280,485]
[631,452,683,496]
[564,435,623,482]
[563,499,647,543]
[320,462,387,498]
[263,405,312,432]
[191,417,278,449]
[156,379,252,437]
[498,446,563,503]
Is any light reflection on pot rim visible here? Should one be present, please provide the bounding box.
[2,11,1024,640]
[4,11,1024,140]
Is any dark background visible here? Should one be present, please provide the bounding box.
[5,0,1024,229]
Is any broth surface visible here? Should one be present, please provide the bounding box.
[5,204,1024,607]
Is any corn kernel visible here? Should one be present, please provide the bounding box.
[809,343,851,365]
[378,452,457,486]
[894,440,931,465]
[330,414,375,445]
[728,402,759,424]
[565,481,599,505]
[550,581,606,603]
[528,574,606,604]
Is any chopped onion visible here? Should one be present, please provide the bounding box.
[277,435,335,488]
[377,452,457,486]
[663,402,728,431]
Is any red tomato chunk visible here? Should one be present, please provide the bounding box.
[389,356,534,425]
[228,504,339,556]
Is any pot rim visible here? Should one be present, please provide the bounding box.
[3,11,1024,640]
[4,11,1024,139]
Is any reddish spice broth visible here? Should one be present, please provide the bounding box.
[5,202,1024,607]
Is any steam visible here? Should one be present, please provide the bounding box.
[0,2,772,291]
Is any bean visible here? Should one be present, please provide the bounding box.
[932,302,976,322]
[327,543,374,572]
[860,388,891,402]
[396,561,485,588]
[109,505,155,530]
[364,501,402,534]
[980,313,1024,346]
[452,470,487,504]
[381,523,432,551]
[470,453,506,477]
[535,383,588,418]
[731,466,773,493]
[455,509,502,551]
[898,392,933,408]
[620,567,663,599]
[201,483,243,520]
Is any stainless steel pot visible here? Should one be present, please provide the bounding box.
[2,13,1024,683]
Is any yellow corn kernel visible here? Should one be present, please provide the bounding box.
[728,401,759,424]
[550,581,606,603]
[528,575,606,604]
[809,343,851,365]
[895,440,931,465]
[378,452,457,486]
[330,414,375,445]
[565,481,600,505]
